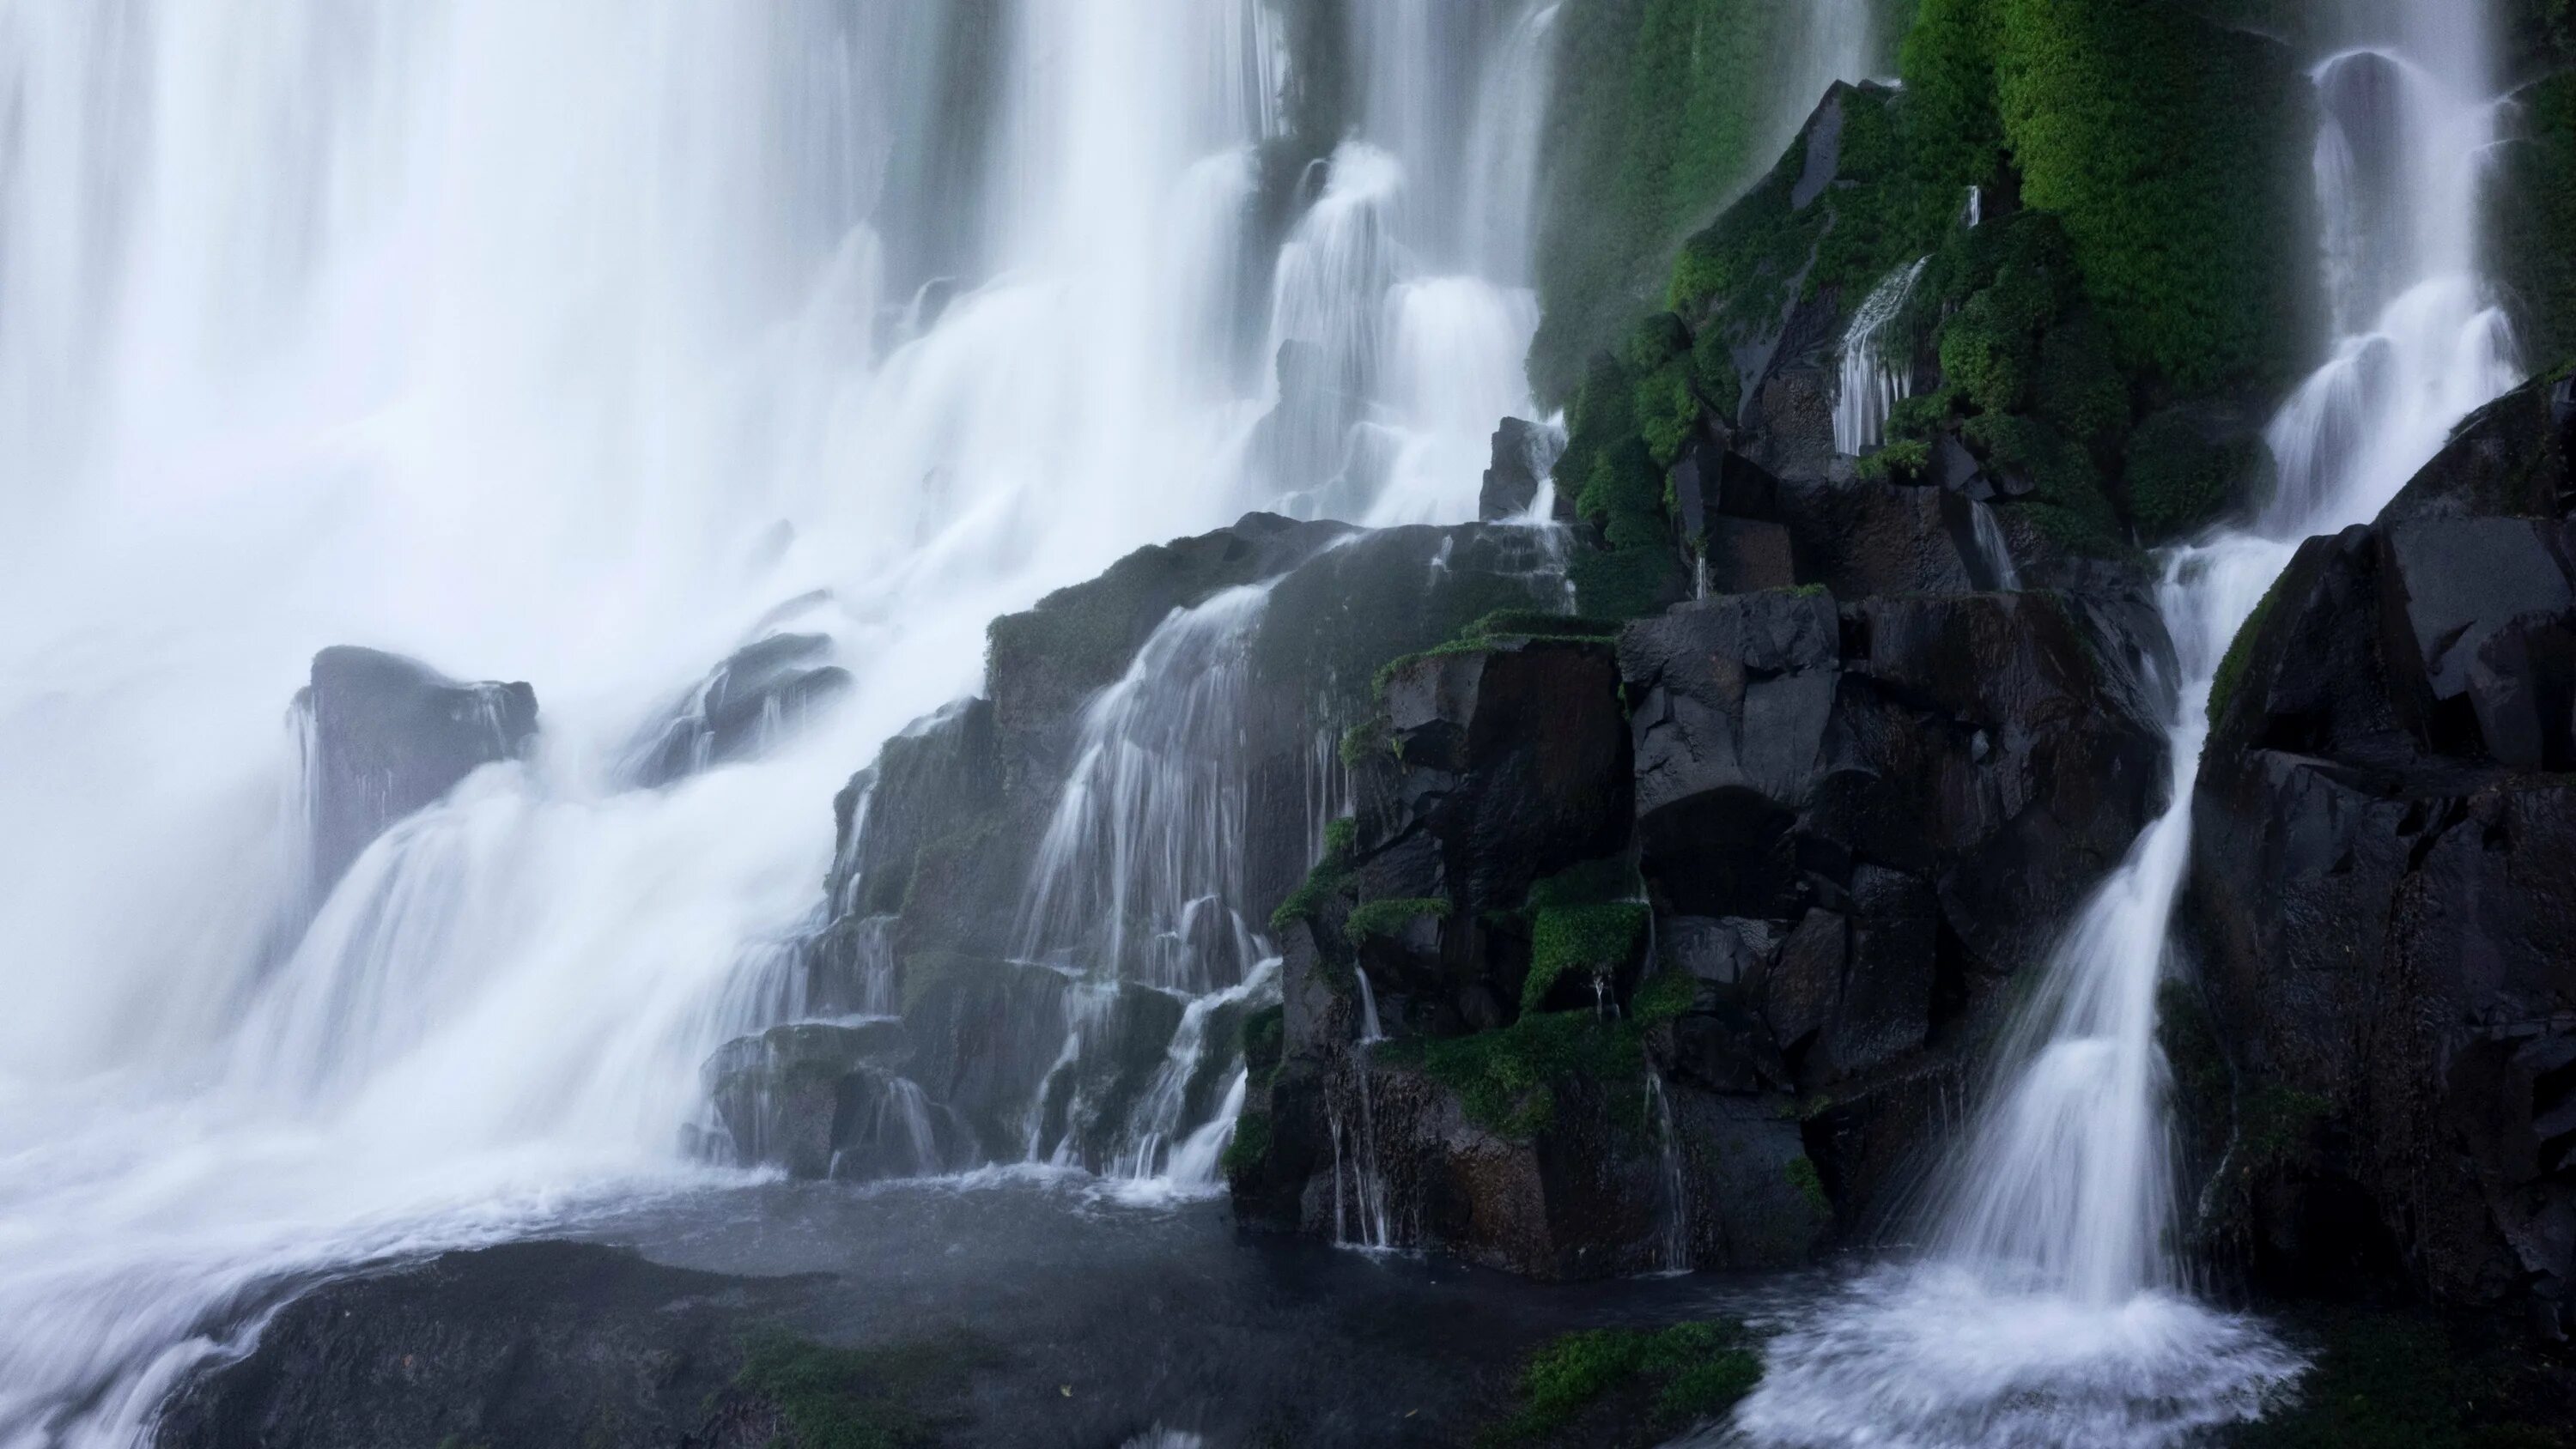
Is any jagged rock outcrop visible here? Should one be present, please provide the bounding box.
[1231,578,2172,1275]
[296,646,538,893]
[1479,417,1571,523]
[623,631,851,787]
[2185,375,2576,1337]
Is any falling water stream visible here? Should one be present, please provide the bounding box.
[1731,2,2522,1444]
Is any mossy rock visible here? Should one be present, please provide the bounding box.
[1481,1319,1764,1447]
[723,1329,998,1449]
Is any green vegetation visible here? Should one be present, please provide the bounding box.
[727,1329,994,1449]
[2124,410,2271,543]
[2491,72,2576,368]
[1531,0,1902,401]
[1552,331,1692,619]
[1270,817,1358,935]
[1875,211,2141,559]
[1400,1009,1646,1139]
[1523,902,1651,1013]
[1222,1110,1273,1183]
[1338,715,1391,769]
[1242,1003,1285,1083]
[2208,573,2286,727]
[1346,896,1451,943]
[1484,1319,1765,1446]
[1972,0,2314,393]
[1629,967,1698,1030]
[2226,1309,2573,1449]
[1783,1155,1831,1215]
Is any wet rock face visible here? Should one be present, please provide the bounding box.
[2188,379,2576,1337]
[726,513,1570,1184]
[1479,416,1570,522]
[1619,587,2172,1203]
[298,646,537,894]
[1373,637,1632,919]
[699,1020,971,1181]
[623,632,852,787]
[154,1242,797,1449]
[1233,585,2168,1276]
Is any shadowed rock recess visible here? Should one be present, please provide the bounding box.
[2184,375,2576,1337]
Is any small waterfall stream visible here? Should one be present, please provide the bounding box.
[1733,2,2522,1444]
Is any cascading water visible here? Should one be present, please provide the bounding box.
[1730,2,2522,1444]
[0,1,1562,1442]
[1831,257,1929,457]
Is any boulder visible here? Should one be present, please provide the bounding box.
[622,632,852,786]
[297,646,537,894]
[2187,378,2576,1336]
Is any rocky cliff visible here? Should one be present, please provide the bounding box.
[2184,374,2576,1337]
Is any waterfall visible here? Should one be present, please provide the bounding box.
[1832,257,1929,457]
[1646,1072,1692,1275]
[1017,585,1273,996]
[0,1,1557,1440]
[1733,3,2520,1443]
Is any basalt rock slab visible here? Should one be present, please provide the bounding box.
[2188,375,2576,1337]
[297,646,538,894]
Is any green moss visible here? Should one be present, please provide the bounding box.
[1783,1155,1831,1216]
[1338,715,1390,769]
[1462,609,1623,642]
[1402,1011,1647,1140]
[1527,856,1644,912]
[1940,290,2036,413]
[2207,573,2285,727]
[1630,968,1698,1030]
[2491,72,2576,368]
[1524,903,1652,1014]
[1984,0,2314,392]
[1241,1003,1285,1083]
[1529,0,1859,401]
[729,1330,994,1449]
[1270,817,1358,935]
[1221,1110,1273,1182]
[2224,1309,2570,1449]
[1964,410,2129,560]
[1346,896,1451,944]
[2124,410,2267,543]
[1483,1319,1763,1446]
[1858,438,1932,481]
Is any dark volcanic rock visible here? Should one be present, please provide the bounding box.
[298,646,537,893]
[1619,585,2172,1206]
[154,1242,801,1449]
[624,632,852,787]
[757,514,1569,1183]
[1371,636,1632,920]
[2187,376,2576,1337]
[1479,416,1570,522]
